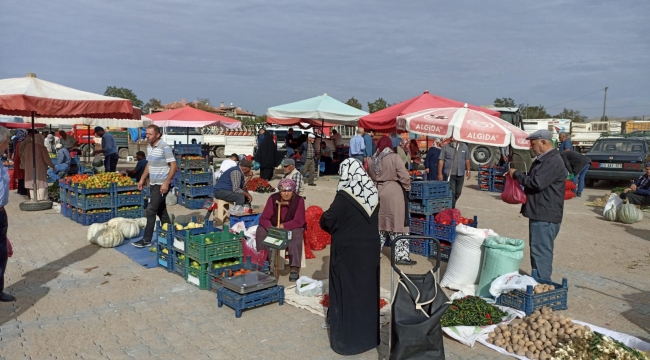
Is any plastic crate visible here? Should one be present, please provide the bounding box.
[175,155,209,169]
[180,170,213,184]
[479,183,491,191]
[171,249,186,278]
[217,285,284,318]
[185,256,212,290]
[61,203,72,218]
[496,269,568,315]
[67,183,113,196]
[113,184,139,194]
[186,231,243,263]
[181,184,213,197]
[173,142,202,155]
[429,240,452,262]
[173,218,216,242]
[156,221,174,248]
[179,194,213,210]
[492,183,505,193]
[78,195,114,210]
[59,187,67,204]
[478,175,492,184]
[116,191,144,207]
[408,197,453,215]
[408,215,430,236]
[76,210,114,226]
[409,181,452,200]
[479,165,508,175]
[115,207,144,219]
[156,243,172,271]
[429,216,478,243]
[229,214,261,229]
[409,239,429,257]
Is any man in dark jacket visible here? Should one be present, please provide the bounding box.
[507,130,566,281]
[620,162,650,205]
[560,150,591,197]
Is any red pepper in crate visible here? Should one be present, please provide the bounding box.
[434,208,461,224]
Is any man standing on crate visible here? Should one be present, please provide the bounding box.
[437,137,471,208]
[133,125,178,248]
[93,127,119,172]
[508,130,565,281]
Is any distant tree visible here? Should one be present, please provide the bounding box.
[367,98,389,113]
[519,103,550,119]
[494,97,516,108]
[345,97,363,110]
[104,86,143,108]
[600,115,609,121]
[554,108,588,123]
[143,98,163,114]
[189,98,216,112]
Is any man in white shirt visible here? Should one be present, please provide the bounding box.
[215,153,240,182]
[331,129,343,148]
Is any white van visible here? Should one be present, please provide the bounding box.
[264,126,316,150]
[161,127,204,146]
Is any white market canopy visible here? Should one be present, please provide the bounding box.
[266,93,368,126]
[20,115,152,128]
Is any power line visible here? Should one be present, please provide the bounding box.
[546,88,606,109]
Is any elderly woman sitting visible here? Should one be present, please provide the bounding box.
[255,178,306,282]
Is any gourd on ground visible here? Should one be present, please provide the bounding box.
[116,219,141,239]
[87,223,109,244]
[95,228,124,248]
[603,206,618,222]
[107,217,127,228]
[134,217,147,229]
[617,199,644,224]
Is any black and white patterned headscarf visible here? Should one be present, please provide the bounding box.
[338,158,379,217]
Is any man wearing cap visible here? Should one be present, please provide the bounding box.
[47,143,72,180]
[282,158,304,197]
[299,133,318,186]
[93,126,119,172]
[619,162,650,205]
[214,159,254,206]
[507,129,566,281]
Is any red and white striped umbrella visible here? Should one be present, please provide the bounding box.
[396,104,530,149]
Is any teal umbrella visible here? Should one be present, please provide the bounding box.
[266,93,368,126]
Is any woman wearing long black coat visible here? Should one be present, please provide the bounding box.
[254,130,282,181]
[320,158,380,356]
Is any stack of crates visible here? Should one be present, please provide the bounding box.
[477,165,507,193]
[114,183,145,219]
[174,142,213,210]
[408,180,479,261]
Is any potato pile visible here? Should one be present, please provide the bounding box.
[534,283,555,294]
[485,306,589,360]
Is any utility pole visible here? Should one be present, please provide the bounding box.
[602,86,608,121]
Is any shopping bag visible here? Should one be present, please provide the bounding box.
[603,193,623,216]
[7,238,12,257]
[295,276,323,297]
[501,174,527,205]
[241,237,268,268]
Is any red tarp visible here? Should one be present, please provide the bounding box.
[358,90,501,132]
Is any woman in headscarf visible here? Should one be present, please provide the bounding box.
[424,139,442,181]
[12,130,28,196]
[20,133,55,201]
[320,158,380,356]
[255,178,306,282]
[367,136,414,265]
[254,130,282,181]
[396,138,411,170]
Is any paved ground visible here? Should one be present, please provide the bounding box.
[1,165,649,359]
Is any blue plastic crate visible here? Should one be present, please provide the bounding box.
[408,197,453,215]
[478,165,508,175]
[77,210,114,226]
[68,183,113,196]
[173,142,202,155]
[479,183,492,192]
[156,242,172,271]
[175,155,209,169]
[491,183,505,193]
[408,215,431,236]
[78,196,114,210]
[496,269,568,315]
[217,285,284,318]
[429,216,478,243]
[116,192,144,207]
[428,240,452,262]
[409,181,452,200]
[113,184,139,194]
[156,220,174,248]
[408,239,429,257]
[181,184,213,197]
[493,175,506,184]
[115,207,144,219]
[173,217,216,242]
[229,214,261,229]
[171,249,186,278]
[180,170,213,184]
[179,194,212,210]
[61,203,71,218]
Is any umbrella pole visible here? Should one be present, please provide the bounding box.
[31,111,38,201]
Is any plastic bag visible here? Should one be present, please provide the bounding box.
[603,193,623,216]
[7,238,12,257]
[501,175,527,205]
[165,189,177,206]
[92,154,104,168]
[231,221,246,234]
[244,225,258,250]
[241,237,267,267]
[229,205,246,216]
[489,272,538,298]
[434,208,461,224]
[295,276,323,297]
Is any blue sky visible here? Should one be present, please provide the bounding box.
[2,0,649,119]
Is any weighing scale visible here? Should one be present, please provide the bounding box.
[220,271,278,294]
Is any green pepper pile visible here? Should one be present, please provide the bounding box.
[440,296,507,327]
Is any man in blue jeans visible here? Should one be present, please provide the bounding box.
[560,150,591,197]
[508,130,566,281]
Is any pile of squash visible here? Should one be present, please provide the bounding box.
[604,199,644,224]
[87,217,147,248]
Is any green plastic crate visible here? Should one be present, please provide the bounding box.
[186,231,243,263]
[185,257,211,290]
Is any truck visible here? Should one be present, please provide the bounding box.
[570,121,622,153]
[201,127,256,158]
[72,125,148,159]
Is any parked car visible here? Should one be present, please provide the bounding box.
[585,137,650,187]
